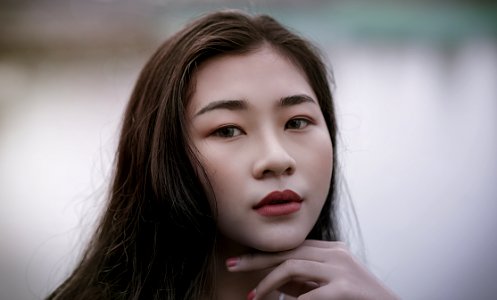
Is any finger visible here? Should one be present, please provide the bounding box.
[250,259,329,299]
[297,280,384,300]
[227,246,324,271]
[296,285,341,300]
[279,279,319,297]
[227,241,349,272]
[301,240,347,249]
[297,287,329,300]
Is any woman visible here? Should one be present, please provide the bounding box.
[48,10,398,300]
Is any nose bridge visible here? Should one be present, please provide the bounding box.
[262,130,287,156]
[253,128,296,178]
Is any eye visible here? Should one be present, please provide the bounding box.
[285,118,310,130]
[212,125,244,138]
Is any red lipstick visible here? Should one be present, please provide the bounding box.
[253,190,302,217]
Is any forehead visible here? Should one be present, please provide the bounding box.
[188,46,315,113]
[196,45,304,76]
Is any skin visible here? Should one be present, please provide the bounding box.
[187,45,398,300]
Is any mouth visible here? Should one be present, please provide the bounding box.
[253,190,303,217]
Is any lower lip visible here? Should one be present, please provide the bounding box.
[255,202,301,217]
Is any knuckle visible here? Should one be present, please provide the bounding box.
[333,279,356,299]
[281,258,300,274]
[333,241,348,249]
[324,242,351,260]
[333,246,352,260]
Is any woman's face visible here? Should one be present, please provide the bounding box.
[187,46,333,252]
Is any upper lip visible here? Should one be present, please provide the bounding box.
[253,190,303,209]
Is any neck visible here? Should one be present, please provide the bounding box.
[212,235,280,300]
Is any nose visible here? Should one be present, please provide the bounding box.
[252,135,296,179]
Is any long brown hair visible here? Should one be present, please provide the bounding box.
[47,10,339,300]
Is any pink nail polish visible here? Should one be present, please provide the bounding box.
[226,257,239,268]
[247,289,256,300]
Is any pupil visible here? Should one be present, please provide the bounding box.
[222,128,233,136]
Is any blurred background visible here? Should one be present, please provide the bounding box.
[1,0,496,299]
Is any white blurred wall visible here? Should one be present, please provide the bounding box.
[1,1,496,299]
[332,40,497,299]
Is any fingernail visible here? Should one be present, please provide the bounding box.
[226,257,240,269]
[247,289,256,300]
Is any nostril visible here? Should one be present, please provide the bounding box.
[261,165,294,177]
[283,165,295,176]
[252,145,297,178]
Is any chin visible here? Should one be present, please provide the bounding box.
[252,235,307,253]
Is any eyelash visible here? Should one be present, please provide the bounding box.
[211,125,244,138]
[211,117,312,138]
[285,117,311,130]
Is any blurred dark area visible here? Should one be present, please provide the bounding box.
[1,0,496,59]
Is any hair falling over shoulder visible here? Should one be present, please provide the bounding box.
[47,10,339,300]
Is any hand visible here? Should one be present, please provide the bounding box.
[226,240,399,300]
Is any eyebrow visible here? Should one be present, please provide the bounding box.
[194,99,247,117]
[194,94,316,117]
[279,94,316,107]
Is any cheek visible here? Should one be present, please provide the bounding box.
[188,144,220,210]
[303,137,334,209]
[193,150,241,215]
[301,134,333,181]
[195,140,249,187]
